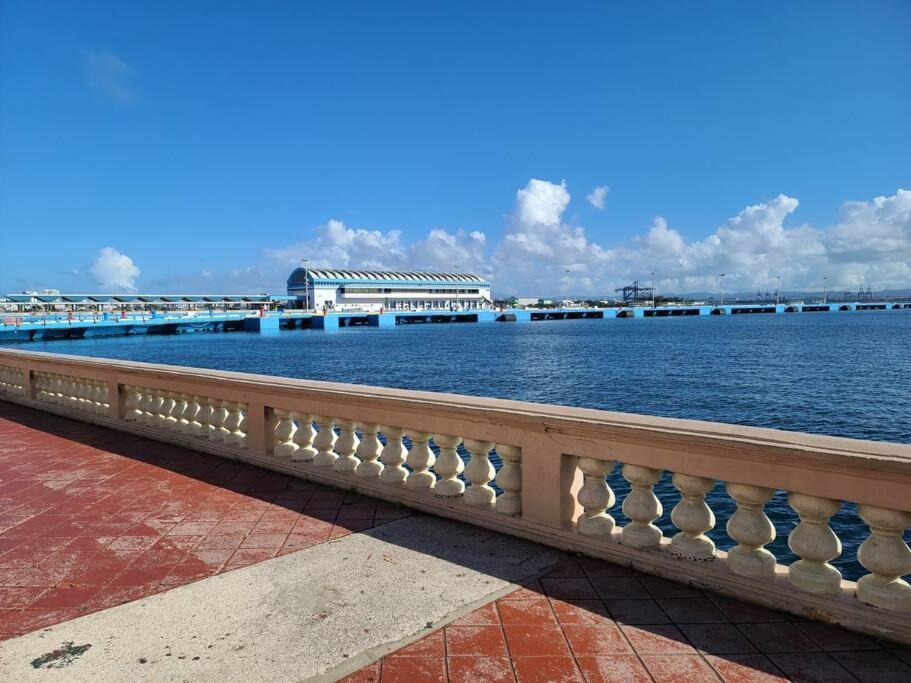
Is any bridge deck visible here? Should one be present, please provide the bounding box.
[0,402,908,680]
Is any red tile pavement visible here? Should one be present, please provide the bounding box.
[0,402,409,641]
[344,556,911,682]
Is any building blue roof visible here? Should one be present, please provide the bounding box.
[287,268,490,288]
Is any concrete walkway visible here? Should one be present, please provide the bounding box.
[1,402,909,682]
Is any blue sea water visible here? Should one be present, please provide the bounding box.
[14,311,911,579]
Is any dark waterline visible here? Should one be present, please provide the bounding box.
[11,311,911,579]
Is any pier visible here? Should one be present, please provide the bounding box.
[2,301,910,343]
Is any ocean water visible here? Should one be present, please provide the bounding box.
[14,311,911,579]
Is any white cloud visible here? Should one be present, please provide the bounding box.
[199,181,911,297]
[586,185,609,210]
[89,247,140,291]
[266,218,490,277]
[84,51,134,104]
[515,179,570,226]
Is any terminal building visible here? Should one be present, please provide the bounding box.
[286,268,493,312]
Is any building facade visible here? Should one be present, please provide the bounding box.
[286,269,492,312]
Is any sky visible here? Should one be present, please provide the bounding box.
[1,1,909,297]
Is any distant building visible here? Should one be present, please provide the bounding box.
[286,268,492,312]
[0,293,273,314]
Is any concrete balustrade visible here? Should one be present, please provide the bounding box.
[2,347,911,646]
[0,364,24,396]
[33,370,108,415]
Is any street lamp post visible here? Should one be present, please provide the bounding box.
[776,275,781,305]
[565,268,572,307]
[720,273,725,306]
[823,277,829,304]
[651,271,655,308]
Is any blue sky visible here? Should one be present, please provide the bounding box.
[1,1,909,296]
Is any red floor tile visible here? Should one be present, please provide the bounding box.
[0,402,408,641]
[503,625,572,658]
[575,654,652,683]
[563,623,633,655]
[379,656,446,682]
[620,624,697,655]
[448,655,514,682]
[445,625,509,657]
[497,599,558,627]
[641,654,722,682]
[511,655,583,683]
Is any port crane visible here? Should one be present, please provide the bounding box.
[614,280,655,303]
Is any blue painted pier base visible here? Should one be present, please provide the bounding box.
[367,313,396,328]
[242,316,280,333]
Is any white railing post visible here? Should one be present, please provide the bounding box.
[726,483,777,578]
[788,493,843,594]
[379,426,408,485]
[576,457,615,537]
[669,473,716,560]
[621,464,663,549]
[856,506,911,611]
[494,445,522,516]
[433,434,464,497]
[464,439,496,506]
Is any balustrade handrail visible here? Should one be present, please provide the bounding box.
[1,346,911,645]
[1,349,909,503]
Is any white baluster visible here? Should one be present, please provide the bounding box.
[405,431,435,490]
[576,458,615,536]
[379,426,409,485]
[788,493,843,594]
[355,423,384,478]
[333,419,360,472]
[149,391,166,427]
[161,393,178,427]
[35,375,49,402]
[52,375,65,404]
[856,506,911,611]
[182,395,200,434]
[494,445,522,516]
[135,387,152,423]
[233,405,248,448]
[196,398,215,437]
[621,464,663,549]
[313,416,338,466]
[85,382,97,413]
[174,394,189,430]
[726,483,777,578]
[224,402,245,445]
[464,439,496,507]
[291,412,318,462]
[433,434,464,497]
[100,383,110,413]
[670,473,717,560]
[64,378,79,408]
[47,374,57,402]
[209,399,229,440]
[273,409,298,457]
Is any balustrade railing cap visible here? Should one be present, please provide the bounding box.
[3,347,911,478]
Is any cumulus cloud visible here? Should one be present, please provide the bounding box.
[266,219,490,277]
[89,247,140,291]
[84,51,135,104]
[222,181,911,297]
[586,185,609,210]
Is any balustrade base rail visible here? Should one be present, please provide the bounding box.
[1,349,910,647]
